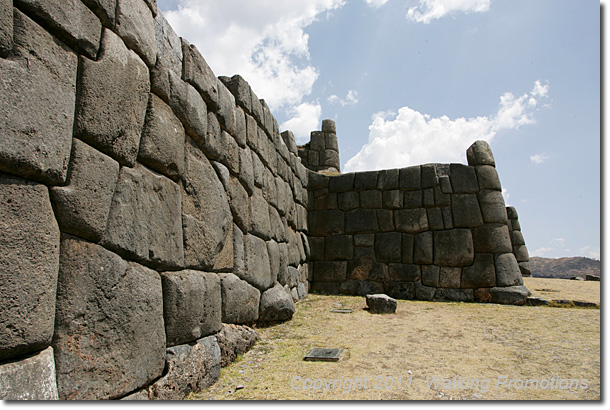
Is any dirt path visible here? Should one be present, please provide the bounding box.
[189,287,600,401]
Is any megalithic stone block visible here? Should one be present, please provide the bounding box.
[467,140,496,167]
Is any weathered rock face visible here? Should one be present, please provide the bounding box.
[218,273,260,324]
[366,294,397,314]
[0,347,59,400]
[0,10,77,185]
[0,175,60,362]
[148,336,221,400]
[102,164,184,270]
[161,270,222,347]
[53,236,166,400]
[259,283,296,322]
[0,0,12,57]
[115,0,157,67]
[215,324,258,367]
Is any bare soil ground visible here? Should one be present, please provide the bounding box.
[189,280,600,401]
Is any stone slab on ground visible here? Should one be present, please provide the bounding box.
[366,294,397,314]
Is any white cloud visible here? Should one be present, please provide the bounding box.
[280,102,322,143]
[365,0,390,9]
[579,246,601,260]
[532,247,554,257]
[530,153,549,164]
[501,188,510,206]
[327,89,359,106]
[344,80,550,173]
[164,0,345,111]
[406,0,491,24]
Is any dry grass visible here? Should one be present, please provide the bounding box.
[524,277,600,305]
[189,286,600,401]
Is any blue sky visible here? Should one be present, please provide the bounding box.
[158,0,601,260]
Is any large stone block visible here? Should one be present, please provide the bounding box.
[160,270,221,347]
[227,177,250,232]
[513,244,530,262]
[439,267,462,288]
[427,207,444,230]
[495,253,523,287]
[449,164,478,193]
[467,140,495,167]
[433,229,474,267]
[0,0,12,57]
[461,253,495,288]
[360,190,382,208]
[0,175,59,362]
[181,144,232,270]
[167,69,208,143]
[395,208,428,234]
[354,171,378,190]
[421,164,438,188]
[473,223,513,254]
[115,0,157,66]
[383,190,403,209]
[414,231,433,265]
[148,336,220,400]
[138,94,186,180]
[249,190,273,239]
[216,324,258,368]
[220,74,252,114]
[310,210,345,236]
[347,247,389,282]
[404,190,423,208]
[0,347,59,400]
[258,283,296,322]
[102,164,184,269]
[377,169,399,190]
[16,0,101,59]
[0,10,77,185]
[234,106,247,147]
[153,12,182,75]
[242,234,275,291]
[81,0,116,26]
[50,139,120,243]
[75,29,149,167]
[181,38,219,109]
[421,265,440,287]
[476,165,502,191]
[375,232,402,263]
[54,236,165,400]
[475,286,529,306]
[325,235,354,261]
[345,209,378,233]
[338,191,360,211]
[451,194,484,228]
[388,264,420,282]
[366,294,397,314]
[217,79,236,133]
[218,273,260,324]
[314,261,347,282]
[478,190,508,223]
[399,166,421,190]
[433,288,474,302]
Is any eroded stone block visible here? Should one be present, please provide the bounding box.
[218,273,260,324]
[0,347,59,400]
[116,0,157,66]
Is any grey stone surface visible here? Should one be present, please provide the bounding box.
[249,190,273,239]
[478,190,508,223]
[75,29,149,167]
[325,235,354,261]
[345,209,379,233]
[329,173,355,193]
[217,79,236,133]
[216,324,258,367]
[510,230,526,246]
[513,244,530,262]
[377,169,399,190]
[402,234,414,264]
[451,194,484,228]
[506,206,519,220]
[148,336,220,400]
[438,267,461,288]
[220,74,252,114]
[50,139,120,243]
[16,0,101,59]
[388,264,420,282]
[403,190,423,208]
[383,190,403,209]
[427,207,444,230]
[495,253,523,286]
[476,165,502,191]
[322,119,336,133]
[476,285,529,305]
[423,188,435,207]
[366,294,397,313]
[115,0,157,66]
[0,0,11,57]
[82,0,116,26]
[473,223,513,254]
[433,229,474,267]
[243,234,275,291]
[461,253,495,288]
[375,232,402,262]
[414,231,433,265]
[433,288,474,302]
[181,38,219,108]
[354,233,375,247]
[348,247,388,282]
[339,280,384,296]
[354,171,378,190]
[281,131,299,155]
[310,210,345,235]
[519,261,532,277]
[182,144,232,270]
[227,177,250,232]
[421,265,440,287]
[338,191,360,211]
[218,273,260,324]
[239,147,255,194]
[160,270,221,347]
[0,175,59,362]
[0,10,77,185]
[0,347,59,400]
[54,236,165,400]
[395,208,428,234]
[153,12,182,74]
[234,106,247,147]
[449,164,478,193]
[439,175,452,194]
[415,281,437,301]
[314,261,347,282]
[399,166,421,190]
[421,164,438,188]
[167,69,208,143]
[467,140,495,167]
[267,240,281,282]
[258,283,296,322]
[138,94,186,180]
[120,389,149,400]
[102,164,184,270]
[360,190,382,208]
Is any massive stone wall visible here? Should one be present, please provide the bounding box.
[307,139,531,305]
[0,0,309,400]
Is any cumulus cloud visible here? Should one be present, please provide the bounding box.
[328,89,359,106]
[532,238,573,258]
[164,0,345,110]
[365,0,390,8]
[344,80,550,173]
[579,246,601,260]
[530,153,549,164]
[406,0,491,24]
[280,102,322,143]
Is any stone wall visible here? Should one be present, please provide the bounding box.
[298,120,341,173]
[307,140,530,304]
[507,206,532,277]
[0,0,309,400]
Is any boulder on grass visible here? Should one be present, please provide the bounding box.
[258,284,295,322]
[366,294,397,314]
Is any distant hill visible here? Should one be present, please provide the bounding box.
[529,257,601,279]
